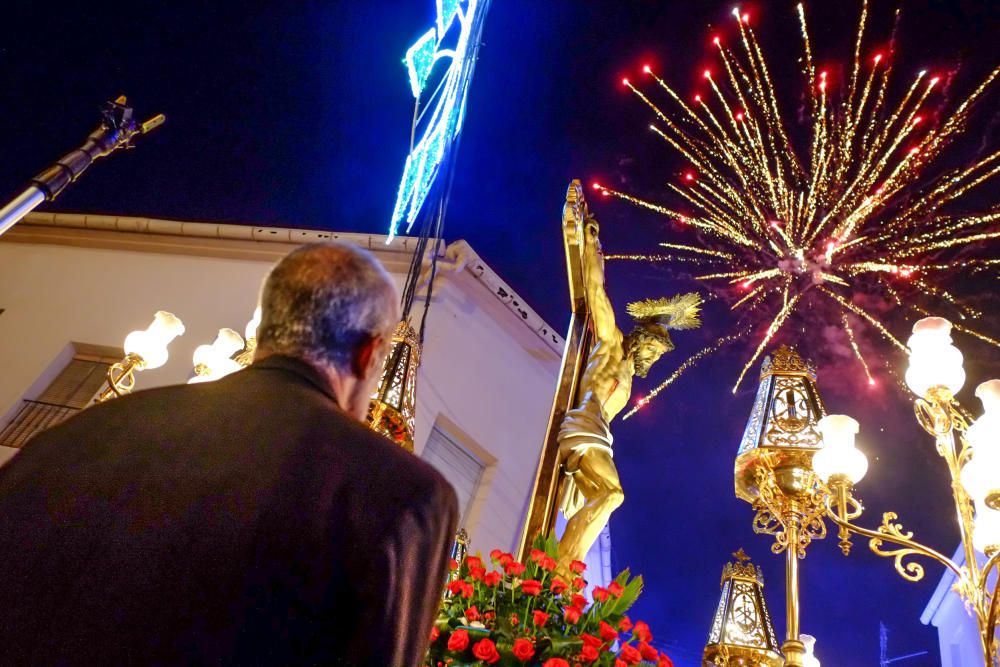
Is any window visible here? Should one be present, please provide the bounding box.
[422,425,485,524]
[0,351,116,449]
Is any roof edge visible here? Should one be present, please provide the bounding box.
[15,212,564,353]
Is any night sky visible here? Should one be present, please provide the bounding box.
[4,1,1000,664]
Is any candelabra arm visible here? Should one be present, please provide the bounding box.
[822,493,963,581]
[96,353,144,403]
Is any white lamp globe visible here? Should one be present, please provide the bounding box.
[123,331,166,369]
[962,380,1000,503]
[801,634,821,667]
[973,501,1000,554]
[245,306,262,341]
[190,328,244,382]
[123,311,186,370]
[905,317,965,397]
[814,415,868,484]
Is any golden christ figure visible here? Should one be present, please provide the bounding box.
[556,216,702,570]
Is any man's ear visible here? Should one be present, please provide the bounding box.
[352,334,386,379]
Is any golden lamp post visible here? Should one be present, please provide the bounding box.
[735,317,1000,667]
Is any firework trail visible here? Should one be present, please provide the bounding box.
[601,2,1000,419]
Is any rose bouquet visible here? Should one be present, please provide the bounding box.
[424,537,673,667]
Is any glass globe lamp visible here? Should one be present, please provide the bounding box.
[973,500,1000,555]
[813,415,868,484]
[961,380,1000,508]
[905,317,965,398]
[801,634,821,667]
[123,311,186,369]
[189,328,244,383]
[244,306,262,341]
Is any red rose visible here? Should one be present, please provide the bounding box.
[510,613,520,626]
[520,579,543,596]
[657,653,675,667]
[539,555,557,571]
[581,644,600,663]
[466,606,480,622]
[619,643,642,665]
[550,578,569,594]
[512,638,535,662]
[592,587,610,602]
[485,611,496,621]
[571,593,588,609]
[448,558,459,570]
[580,633,602,649]
[599,621,619,642]
[633,620,652,643]
[618,616,633,632]
[532,609,550,627]
[461,582,474,598]
[505,561,527,576]
[484,570,502,587]
[498,552,515,567]
[543,659,570,667]
[447,629,470,651]
[608,581,625,597]
[472,638,501,664]
[466,556,483,570]
[569,560,587,574]
[430,626,440,642]
[446,580,465,595]
[572,577,586,590]
[615,661,627,667]
[490,548,504,562]
[564,606,583,624]
[530,548,546,563]
[469,566,486,581]
[639,642,658,661]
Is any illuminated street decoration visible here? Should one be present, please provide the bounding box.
[388,0,487,241]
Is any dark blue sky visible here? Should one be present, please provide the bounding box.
[4,1,1000,664]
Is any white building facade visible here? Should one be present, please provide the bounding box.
[0,212,612,582]
[921,546,998,666]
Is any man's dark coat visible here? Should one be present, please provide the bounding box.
[0,355,458,666]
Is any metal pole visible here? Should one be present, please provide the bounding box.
[782,517,806,667]
[0,187,46,236]
[0,96,164,238]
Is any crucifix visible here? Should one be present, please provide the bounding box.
[517,180,702,570]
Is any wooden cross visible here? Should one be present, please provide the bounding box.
[516,180,595,559]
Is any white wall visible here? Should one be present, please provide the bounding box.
[0,226,561,558]
[921,546,998,666]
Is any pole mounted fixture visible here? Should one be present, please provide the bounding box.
[0,96,165,237]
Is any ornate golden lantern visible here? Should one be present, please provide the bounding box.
[703,549,782,667]
[734,345,827,527]
[733,346,827,667]
[367,321,421,452]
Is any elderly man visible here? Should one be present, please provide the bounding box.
[0,243,458,666]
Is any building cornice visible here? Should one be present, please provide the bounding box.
[7,212,564,353]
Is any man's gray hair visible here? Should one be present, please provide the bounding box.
[257,242,399,370]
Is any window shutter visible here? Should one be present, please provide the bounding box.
[0,355,112,448]
[421,427,485,524]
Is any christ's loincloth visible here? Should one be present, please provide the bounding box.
[557,400,613,520]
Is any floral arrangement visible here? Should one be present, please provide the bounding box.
[424,538,673,667]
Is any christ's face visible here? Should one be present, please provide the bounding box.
[631,338,670,378]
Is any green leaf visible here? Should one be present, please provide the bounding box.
[601,571,643,618]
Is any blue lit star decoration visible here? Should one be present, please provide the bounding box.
[388,0,485,241]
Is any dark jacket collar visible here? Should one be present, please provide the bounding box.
[250,354,341,406]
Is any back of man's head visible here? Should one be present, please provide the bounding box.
[256,242,400,381]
